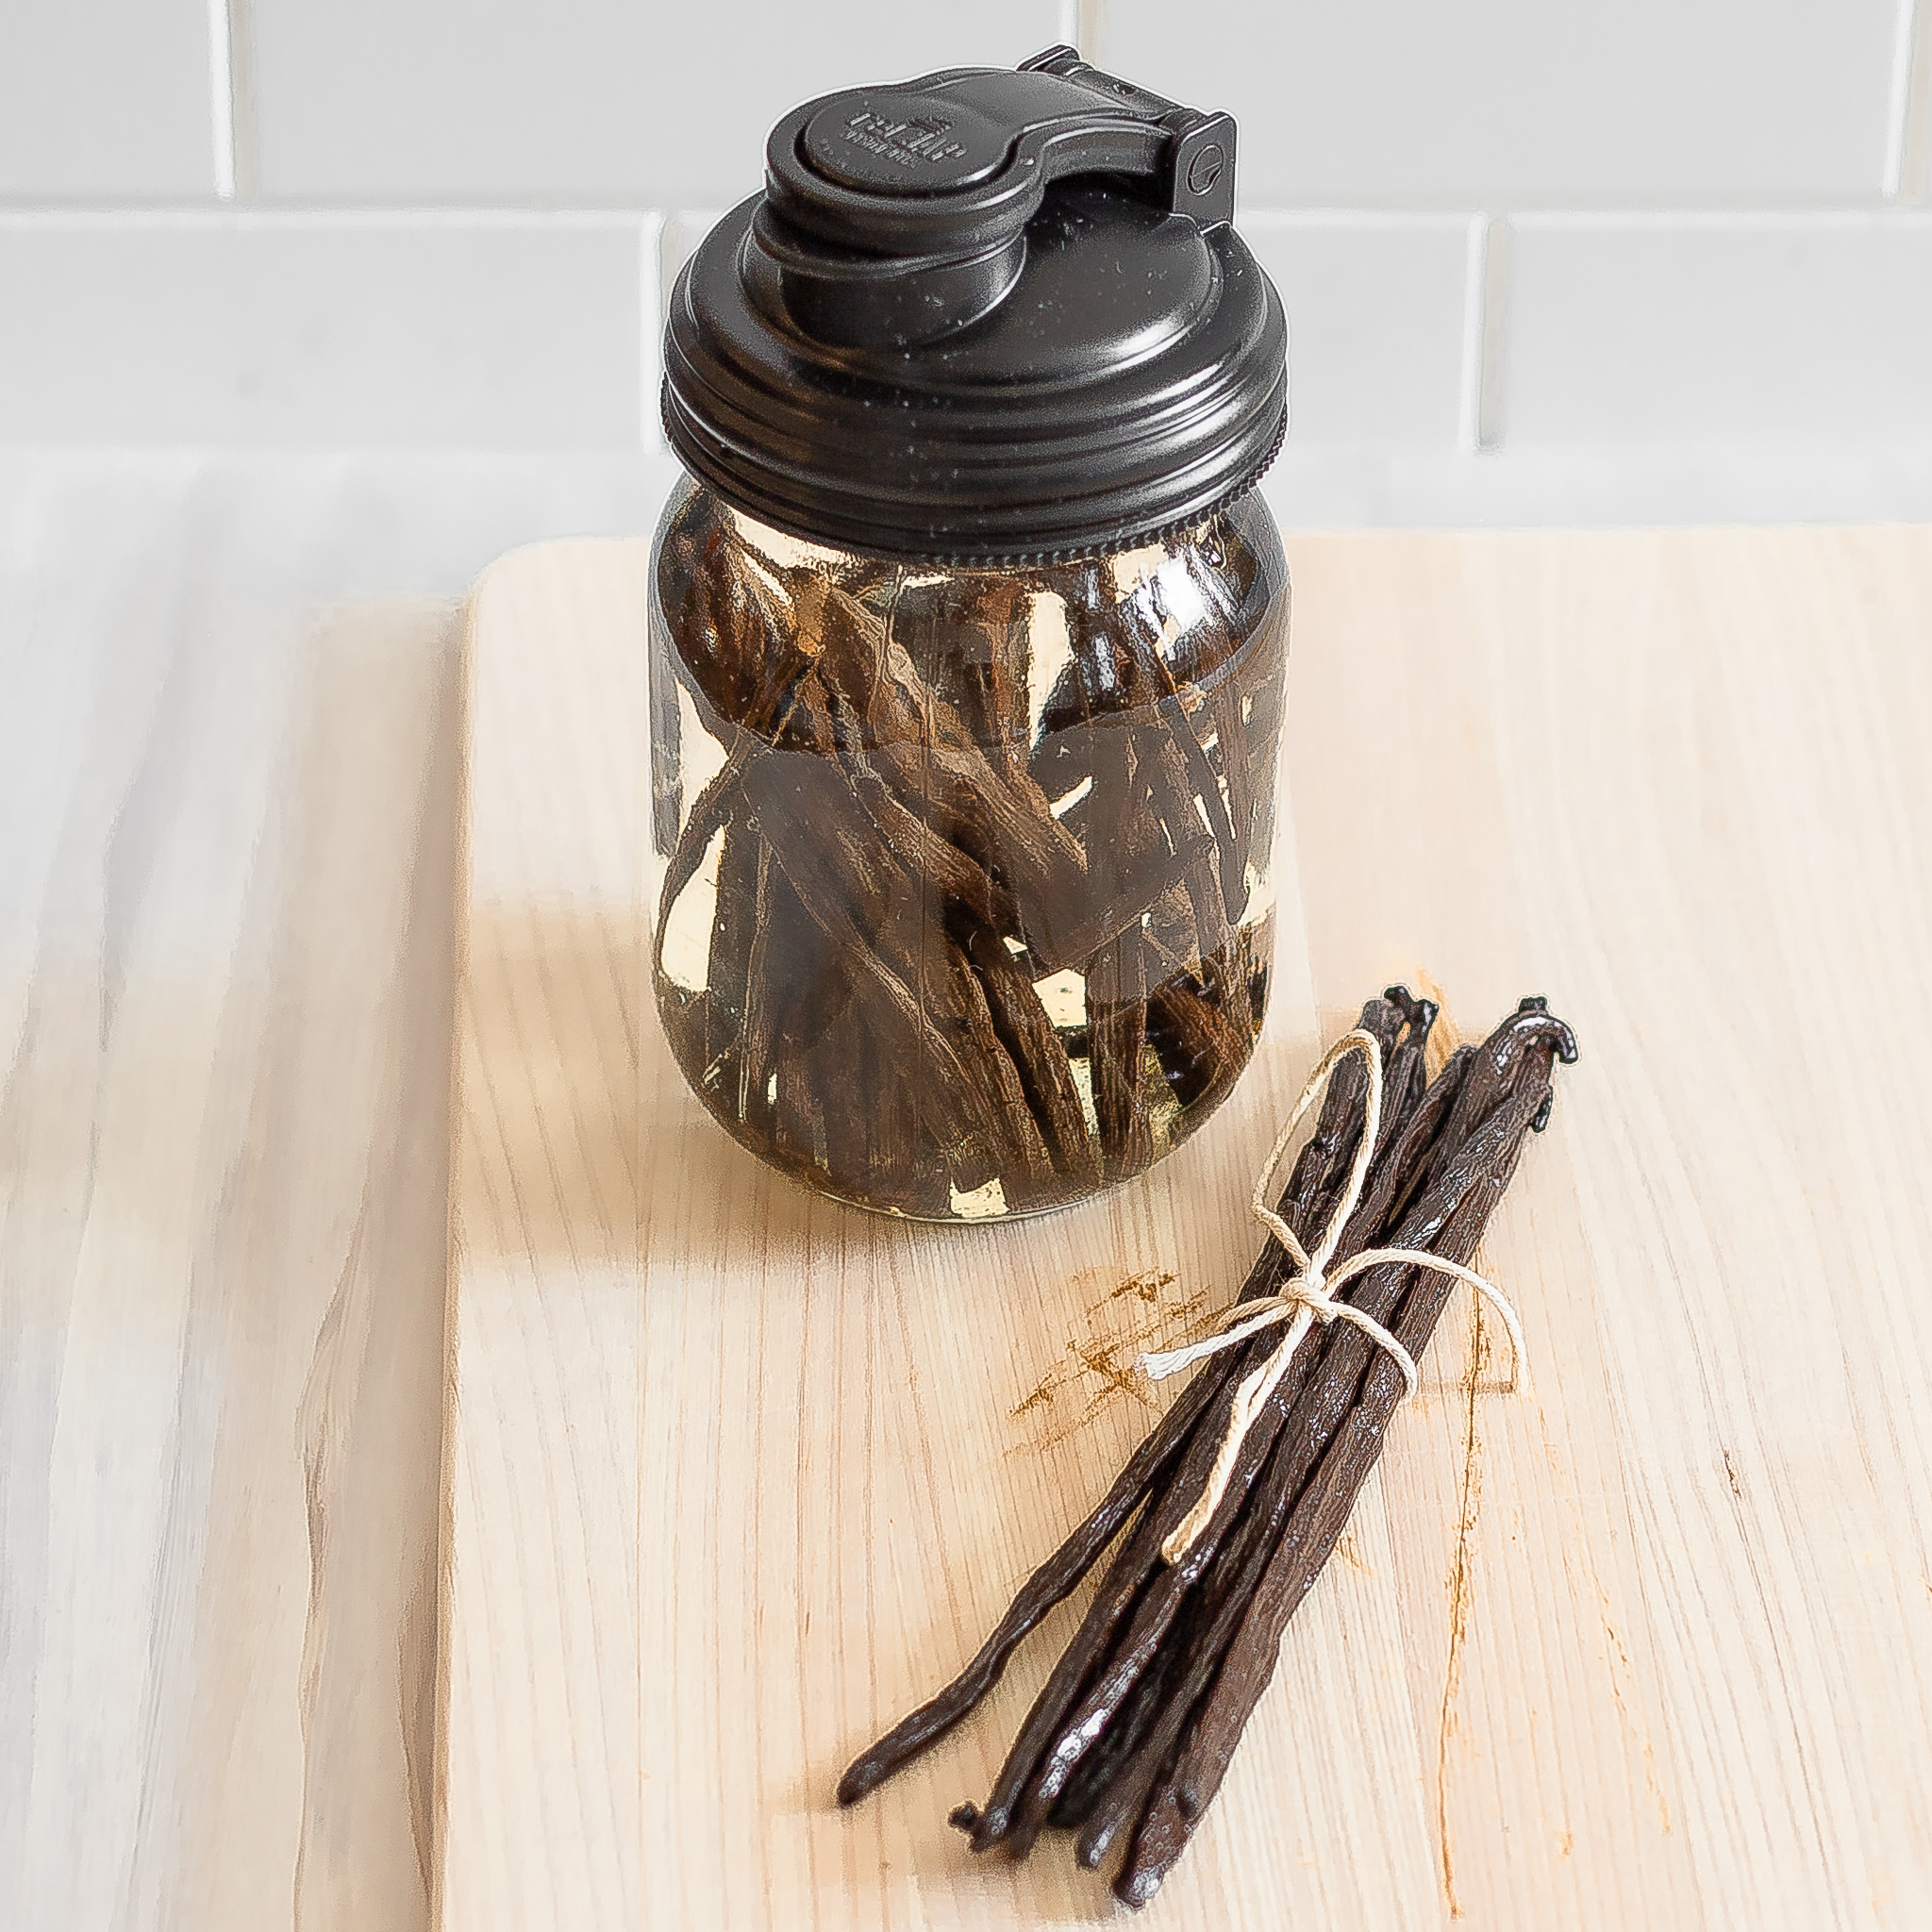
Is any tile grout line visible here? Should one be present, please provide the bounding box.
[1885,0,1921,198]
[653,218,688,456]
[1457,215,1496,453]
[1503,206,1932,230]
[0,208,664,230]
[7,204,1930,231]
[641,214,664,456]
[1900,0,1932,202]
[209,0,260,200]
[1477,217,1514,451]
[1077,0,1105,62]
[206,0,237,200]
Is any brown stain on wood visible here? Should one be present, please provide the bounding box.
[1540,1412,1678,1840]
[1415,977,1675,1895]
[1097,1268,1176,1308]
[1436,1301,1491,1920]
[1074,1342,1158,1412]
[1424,974,1678,1871]
[1601,1611,1674,1836]
[1008,1272,1208,1449]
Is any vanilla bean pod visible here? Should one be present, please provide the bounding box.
[1016,1010,1567,1886]
[847,1005,1412,1831]
[1114,581,1246,941]
[959,1004,1446,1857]
[836,994,1417,1807]
[964,925,1102,1186]
[1058,1004,1575,1901]
[838,991,1577,1910]
[1087,1044,1559,1901]
[1114,1029,1573,1904]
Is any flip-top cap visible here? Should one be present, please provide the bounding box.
[661,47,1289,563]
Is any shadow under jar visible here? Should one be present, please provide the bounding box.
[651,47,1291,1219]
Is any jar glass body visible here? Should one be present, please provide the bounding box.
[647,479,1291,1220]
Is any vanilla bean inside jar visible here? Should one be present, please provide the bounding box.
[649,485,1290,1218]
[651,47,1291,1216]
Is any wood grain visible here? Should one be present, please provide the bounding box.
[1,584,458,1932]
[450,525,1932,1930]
[1283,529,1932,1930]
[441,543,648,1932]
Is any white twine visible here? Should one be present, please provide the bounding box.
[1140,1028,1526,1566]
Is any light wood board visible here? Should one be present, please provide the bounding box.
[1,581,458,1932]
[446,525,1932,1930]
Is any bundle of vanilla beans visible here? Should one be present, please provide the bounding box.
[838,987,1578,1906]
[650,489,1288,1216]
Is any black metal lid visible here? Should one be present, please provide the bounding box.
[660,47,1289,563]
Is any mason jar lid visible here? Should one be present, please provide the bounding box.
[660,47,1289,565]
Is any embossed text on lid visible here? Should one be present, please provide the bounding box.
[801,91,1009,195]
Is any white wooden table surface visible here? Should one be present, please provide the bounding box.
[0,454,654,1932]
[8,492,1932,1930]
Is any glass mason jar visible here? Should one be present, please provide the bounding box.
[648,480,1290,1219]
[653,48,1291,1218]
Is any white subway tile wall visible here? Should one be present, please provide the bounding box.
[1,0,1930,519]
[0,0,217,199]
[1103,0,1906,205]
[246,0,1061,203]
[1500,214,1932,445]
[1241,215,1475,446]
[0,216,654,447]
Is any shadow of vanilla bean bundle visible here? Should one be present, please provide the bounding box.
[838,990,1578,1906]
[648,482,1291,1219]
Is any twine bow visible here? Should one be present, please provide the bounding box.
[1139,1029,1526,1565]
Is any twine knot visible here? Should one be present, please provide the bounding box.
[1139,1028,1527,1565]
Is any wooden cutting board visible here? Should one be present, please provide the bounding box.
[441,525,1932,1931]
